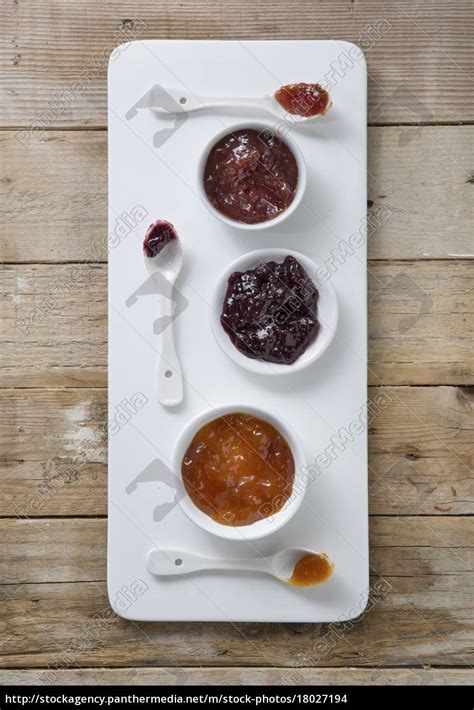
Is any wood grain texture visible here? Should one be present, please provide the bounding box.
[2,264,107,388]
[2,668,473,685]
[1,0,473,680]
[2,127,474,263]
[0,516,472,667]
[368,261,474,386]
[0,461,106,517]
[0,132,107,263]
[2,516,473,584]
[2,1,474,126]
[0,387,472,517]
[2,261,473,389]
[367,126,474,260]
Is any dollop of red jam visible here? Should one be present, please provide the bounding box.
[203,128,298,224]
[143,220,177,257]
[275,83,330,117]
[182,412,295,526]
[221,255,319,365]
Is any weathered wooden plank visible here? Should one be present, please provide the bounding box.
[0,389,107,464]
[2,264,107,388]
[0,461,106,517]
[0,517,472,668]
[2,1,474,126]
[1,127,473,263]
[367,126,474,260]
[1,519,105,584]
[2,261,473,388]
[368,261,474,386]
[1,667,473,686]
[0,387,472,517]
[0,132,107,263]
[2,517,472,585]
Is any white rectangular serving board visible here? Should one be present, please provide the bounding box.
[108,40,368,622]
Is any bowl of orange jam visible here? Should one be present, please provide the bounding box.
[173,404,307,540]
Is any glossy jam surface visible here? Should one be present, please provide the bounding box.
[288,553,334,587]
[221,255,319,365]
[275,83,330,117]
[143,220,177,257]
[203,129,298,224]
[181,413,295,526]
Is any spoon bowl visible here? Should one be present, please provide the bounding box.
[145,236,183,283]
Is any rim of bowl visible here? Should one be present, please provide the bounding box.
[172,403,308,541]
[197,121,307,231]
[209,248,339,376]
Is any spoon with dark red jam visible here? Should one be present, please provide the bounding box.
[144,84,331,122]
[143,220,184,407]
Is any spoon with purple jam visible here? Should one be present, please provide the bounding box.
[139,83,331,123]
[143,220,184,407]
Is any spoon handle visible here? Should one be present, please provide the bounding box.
[146,549,271,577]
[156,318,183,407]
[153,273,183,407]
[149,90,272,115]
[189,96,272,111]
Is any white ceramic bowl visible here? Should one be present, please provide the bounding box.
[197,121,307,231]
[210,248,339,376]
[173,403,307,541]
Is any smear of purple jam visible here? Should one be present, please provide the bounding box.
[221,255,319,365]
[143,220,178,258]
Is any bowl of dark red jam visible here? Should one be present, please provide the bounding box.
[210,248,339,376]
[198,122,307,230]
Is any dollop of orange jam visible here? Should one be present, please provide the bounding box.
[181,413,295,526]
[288,553,334,587]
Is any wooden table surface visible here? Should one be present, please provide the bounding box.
[1,0,473,687]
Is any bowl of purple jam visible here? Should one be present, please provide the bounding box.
[210,249,338,375]
[198,122,306,230]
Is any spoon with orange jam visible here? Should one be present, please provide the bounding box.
[146,547,334,587]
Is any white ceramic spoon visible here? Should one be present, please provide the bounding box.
[130,86,331,124]
[145,233,184,407]
[146,547,334,586]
